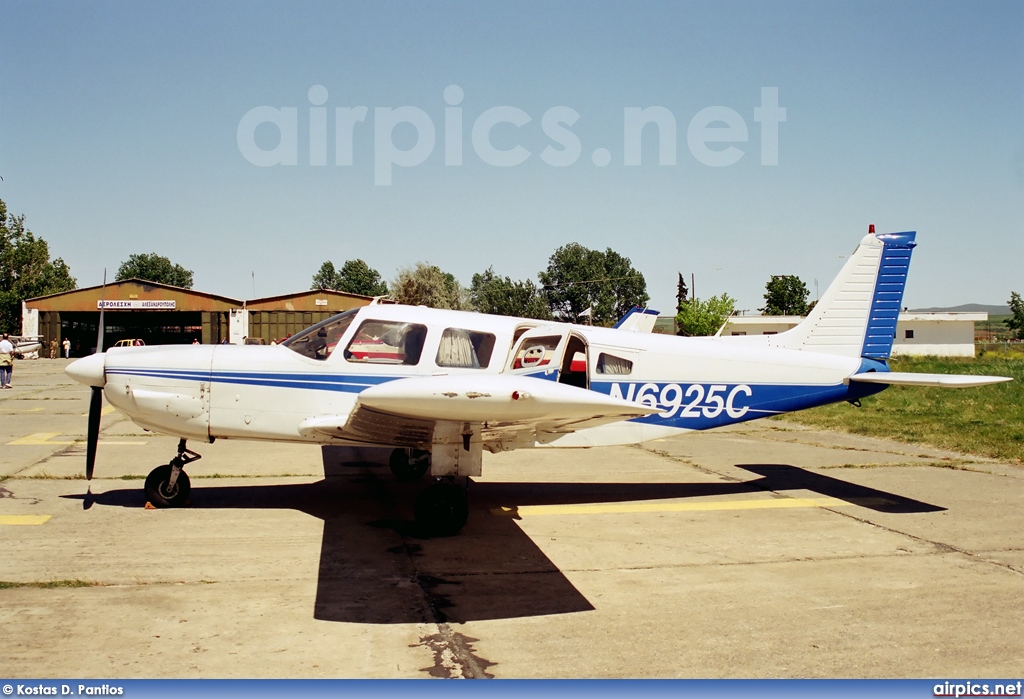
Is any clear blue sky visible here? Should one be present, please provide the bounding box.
[2,0,1022,313]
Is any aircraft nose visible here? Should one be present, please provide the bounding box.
[66,352,106,388]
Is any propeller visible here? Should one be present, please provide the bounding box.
[86,386,102,480]
[85,270,107,481]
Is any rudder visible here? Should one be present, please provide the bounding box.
[771,229,916,359]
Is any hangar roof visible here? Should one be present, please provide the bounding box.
[245,289,385,312]
[26,279,243,312]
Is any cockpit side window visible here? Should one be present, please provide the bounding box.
[436,328,496,369]
[345,320,428,365]
[282,309,358,361]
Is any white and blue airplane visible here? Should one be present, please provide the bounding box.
[66,228,1010,535]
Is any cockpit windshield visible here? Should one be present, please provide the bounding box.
[282,309,359,360]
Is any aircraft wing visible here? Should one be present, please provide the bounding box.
[849,372,1013,388]
[298,374,660,447]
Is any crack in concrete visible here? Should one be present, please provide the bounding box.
[360,467,496,679]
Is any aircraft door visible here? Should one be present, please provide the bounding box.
[506,327,569,382]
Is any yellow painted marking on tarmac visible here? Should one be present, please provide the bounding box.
[0,515,52,525]
[0,407,44,414]
[6,432,75,445]
[491,496,852,518]
[5,432,145,446]
[79,406,117,418]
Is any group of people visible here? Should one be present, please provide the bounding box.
[0,335,73,389]
[47,337,72,359]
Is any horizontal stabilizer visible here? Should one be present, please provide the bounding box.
[849,372,1012,388]
[614,306,660,333]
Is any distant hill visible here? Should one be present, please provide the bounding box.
[910,303,1010,315]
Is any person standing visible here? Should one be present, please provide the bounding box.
[0,334,14,389]
[49,338,58,359]
[62,337,71,358]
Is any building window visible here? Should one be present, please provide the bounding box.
[905,329,914,339]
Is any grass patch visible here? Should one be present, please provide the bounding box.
[778,355,1024,463]
[0,579,98,589]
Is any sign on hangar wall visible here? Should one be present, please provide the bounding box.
[97,300,177,310]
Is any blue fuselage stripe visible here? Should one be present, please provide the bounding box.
[105,369,887,431]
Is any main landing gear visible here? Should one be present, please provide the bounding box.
[389,448,431,482]
[389,448,470,536]
[144,439,201,508]
[414,478,469,537]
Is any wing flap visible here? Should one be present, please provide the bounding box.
[849,372,1012,388]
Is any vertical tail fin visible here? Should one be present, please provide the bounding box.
[772,230,916,359]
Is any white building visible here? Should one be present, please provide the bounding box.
[718,312,984,357]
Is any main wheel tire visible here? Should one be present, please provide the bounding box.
[389,448,431,482]
[144,464,191,508]
[414,481,469,537]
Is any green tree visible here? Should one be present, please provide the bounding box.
[676,273,689,311]
[1006,291,1024,340]
[0,198,77,333]
[676,293,736,336]
[311,261,341,291]
[470,267,552,319]
[761,275,810,316]
[116,253,193,289]
[538,243,649,325]
[390,262,469,310]
[311,259,388,296]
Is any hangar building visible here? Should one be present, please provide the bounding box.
[22,281,378,357]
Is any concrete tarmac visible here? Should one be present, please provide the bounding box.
[2,359,1023,678]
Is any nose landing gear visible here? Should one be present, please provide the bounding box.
[144,439,201,508]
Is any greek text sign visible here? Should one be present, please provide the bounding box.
[97,300,177,310]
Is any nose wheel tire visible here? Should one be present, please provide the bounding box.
[389,448,431,482]
[144,464,191,508]
[414,481,469,537]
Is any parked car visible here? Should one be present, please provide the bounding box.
[113,339,145,347]
[244,337,266,345]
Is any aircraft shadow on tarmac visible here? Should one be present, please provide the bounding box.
[63,452,944,625]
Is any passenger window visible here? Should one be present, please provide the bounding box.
[596,352,633,375]
[511,335,561,370]
[283,309,358,361]
[436,328,496,369]
[345,320,427,365]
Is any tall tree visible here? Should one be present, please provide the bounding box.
[390,262,469,310]
[1006,291,1024,340]
[761,275,810,316]
[538,243,649,326]
[311,261,341,291]
[676,273,689,311]
[675,293,736,336]
[311,259,388,296]
[116,253,194,289]
[470,267,552,319]
[0,198,77,333]
[337,259,388,296]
